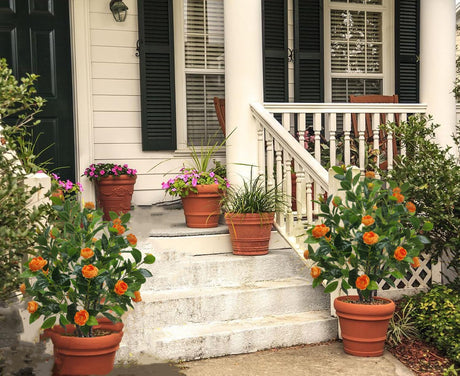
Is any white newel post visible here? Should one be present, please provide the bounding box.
[420,0,458,157]
[224,0,264,185]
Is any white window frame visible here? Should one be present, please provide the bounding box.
[173,0,225,151]
[323,0,394,102]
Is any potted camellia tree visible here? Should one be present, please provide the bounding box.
[305,166,432,357]
[222,172,285,256]
[161,138,229,228]
[21,181,155,376]
[83,163,137,221]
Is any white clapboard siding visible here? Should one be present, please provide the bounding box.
[92,62,140,80]
[94,144,175,160]
[90,13,138,32]
[93,95,140,112]
[91,30,138,48]
[94,127,141,144]
[92,47,139,64]
[90,0,138,15]
[93,111,141,127]
[93,79,140,96]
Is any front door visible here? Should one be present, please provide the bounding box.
[0,0,75,181]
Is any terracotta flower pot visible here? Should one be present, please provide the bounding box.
[181,184,222,228]
[334,295,395,357]
[46,318,124,376]
[95,175,136,221]
[225,212,275,255]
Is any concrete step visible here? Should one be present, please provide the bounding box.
[130,278,328,326]
[119,310,337,362]
[141,249,311,291]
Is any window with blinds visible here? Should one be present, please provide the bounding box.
[328,0,384,102]
[184,0,225,145]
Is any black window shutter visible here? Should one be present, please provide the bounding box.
[294,0,323,103]
[395,0,419,103]
[138,0,176,150]
[262,0,288,102]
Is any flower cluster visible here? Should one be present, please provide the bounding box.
[304,166,432,303]
[21,193,154,337]
[162,168,229,198]
[83,163,137,182]
[50,173,83,194]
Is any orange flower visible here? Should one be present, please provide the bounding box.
[51,189,64,200]
[20,283,26,295]
[42,268,49,276]
[126,234,137,246]
[411,256,420,268]
[29,256,48,272]
[312,224,330,239]
[392,187,401,194]
[92,237,98,243]
[406,201,416,213]
[356,275,370,290]
[361,215,375,227]
[132,291,142,303]
[363,231,379,245]
[310,266,321,279]
[74,310,89,326]
[365,171,376,179]
[27,301,38,314]
[80,247,94,259]
[113,218,122,226]
[394,246,407,261]
[84,201,95,210]
[393,192,405,203]
[113,224,125,235]
[81,264,98,279]
[114,280,128,295]
[303,249,309,260]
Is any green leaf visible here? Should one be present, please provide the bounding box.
[324,281,338,293]
[86,315,99,326]
[111,305,125,316]
[131,249,142,264]
[41,316,56,329]
[138,268,153,278]
[422,221,434,231]
[417,235,431,244]
[391,270,404,279]
[312,278,321,288]
[143,254,156,264]
[332,166,345,174]
[29,311,40,324]
[367,280,379,290]
[59,314,70,326]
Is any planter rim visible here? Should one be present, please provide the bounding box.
[95,175,137,183]
[334,295,395,316]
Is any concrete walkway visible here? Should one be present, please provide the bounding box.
[108,341,414,376]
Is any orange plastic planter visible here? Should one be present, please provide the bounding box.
[181,184,222,228]
[225,212,275,255]
[334,295,395,357]
[95,175,136,221]
[46,318,124,376]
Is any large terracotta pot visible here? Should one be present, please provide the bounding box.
[181,184,222,228]
[334,295,395,357]
[46,318,124,376]
[95,175,136,220]
[225,212,275,256]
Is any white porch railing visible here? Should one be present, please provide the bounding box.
[250,102,439,307]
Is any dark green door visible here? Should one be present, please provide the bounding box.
[0,0,75,181]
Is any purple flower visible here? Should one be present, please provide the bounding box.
[51,173,60,181]
[209,172,215,178]
[192,178,198,187]
[162,182,170,189]
[76,182,83,192]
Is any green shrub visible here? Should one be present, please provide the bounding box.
[386,300,419,347]
[382,115,460,285]
[406,284,460,364]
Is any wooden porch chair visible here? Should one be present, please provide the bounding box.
[213,97,226,136]
[349,94,399,169]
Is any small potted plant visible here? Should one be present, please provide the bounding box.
[305,166,432,357]
[222,172,285,256]
[21,183,155,375]
[83,163,137,220]
[161,138,229,228]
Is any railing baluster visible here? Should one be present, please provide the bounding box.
[313,113,322,163]
[343,113,351,166]
[284,153,294,235]
[306,174,313,224]
[372,113,380,171]
[266,133,275,190]
[387,113,395,171]
[400,113,407,157]
[257,125,265,177]
[282,112,290,132]
[298,113,306,148]
[358,113,366,174]
[329,113,337,167]
[275,140,284,227]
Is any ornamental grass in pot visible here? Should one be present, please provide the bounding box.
[21,181,155,375]
[161,137,229,228]
[222,173,285,256]
[304,166,432,357]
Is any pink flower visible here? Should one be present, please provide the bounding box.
[124,164,128,168]
[100,170,105,175]
[76,182,83,192]
[209,172,215,178]
[192,178,198,186]
[162,182,170,189]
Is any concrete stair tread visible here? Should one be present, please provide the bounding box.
[156,310,335,341]
[142,277,312,302]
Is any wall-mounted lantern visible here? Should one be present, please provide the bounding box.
[109,0,128,22]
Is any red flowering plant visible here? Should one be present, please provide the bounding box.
[20,185,155,337]
[304,166,433,303]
